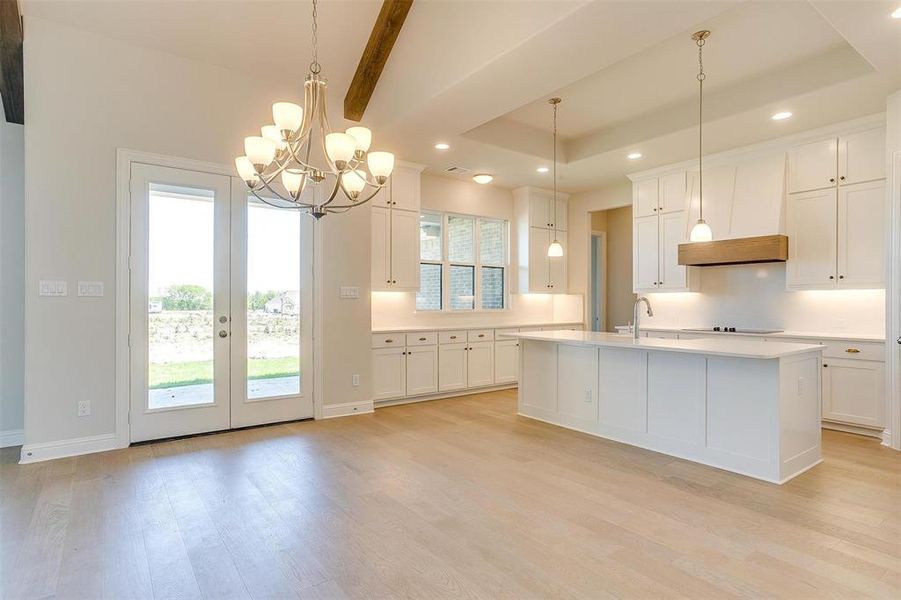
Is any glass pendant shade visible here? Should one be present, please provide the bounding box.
[272,102,304,133]
[367,151,396,179]
[346,127,372,153]
[342,169,367,196]
[689,219,713,242]
[547,239,564,257]
[325,133,356,165]
[281,169,304,196]
[261,125,287,150]
[235,156,258,184]
[244,136,277,168]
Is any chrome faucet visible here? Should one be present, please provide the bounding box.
[632,297,654,340]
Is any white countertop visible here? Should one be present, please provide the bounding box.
[511,330,824,359]
[372,322,582,333]
[616,325,884,343]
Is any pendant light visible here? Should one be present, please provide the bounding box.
[547,97,564,258]
[689,30,713,243]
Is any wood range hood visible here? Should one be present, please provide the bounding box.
[678,235,788,267]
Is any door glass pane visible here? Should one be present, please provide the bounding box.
[247,199,301,400]
[148,184,215,409]
[447,215,474,263]
[449,265,475,310]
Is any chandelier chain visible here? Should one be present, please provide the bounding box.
[310,0,320,74]
[696,33,705,221]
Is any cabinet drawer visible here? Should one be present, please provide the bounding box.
[468,329,494,342]
[439,330,467,344]
[372,333,404,348]
[495,327,519,338]
[822,341,883,361]
[406,332,437,346]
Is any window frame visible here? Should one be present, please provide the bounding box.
[416,210,509,312]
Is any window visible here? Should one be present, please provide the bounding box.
[416,211,507,311]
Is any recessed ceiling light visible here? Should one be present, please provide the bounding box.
[434,142,450,150]
[536,166,549,173]
[472,173,493,185]
[892,7,901,18]
[626,152,643,160]
[771,111,793,121]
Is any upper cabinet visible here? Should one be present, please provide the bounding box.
[514,187,568,293]
[787,128,884,194]
[371,161,425,291]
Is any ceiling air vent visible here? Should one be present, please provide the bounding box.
[444,166,471,174]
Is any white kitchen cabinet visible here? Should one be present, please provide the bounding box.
[405,345,438,396]
[371,184,390,209]
[633,215,659,291]
[657,212,688,291]
[838,128,885,186]
[371,206,391,288]
[527,191,567,230]
[467,341,495,387]
[632,209,696,293]
[658,172,687,214]
[494,339,519,384]
[548,236,567,291]
[438,343,468,392]
[787,138,837,194]
[372,347,406,401]
[526,226,566,292]
[786,189,837,288]
[389,209,420,291]
[633,178,658,218]
[516,188,568,293]
[837,181,884,288]
[822,358,884,429]
[389,164,422,212]
[370,162,424,291]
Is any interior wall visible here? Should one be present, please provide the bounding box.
[604,206,635,330]
[22,17,371,448]
[886,89,901,449]
[0,119,25,443]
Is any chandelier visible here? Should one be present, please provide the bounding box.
[234,0,395,219]
[689,29,713,242]
[547,97,564,258]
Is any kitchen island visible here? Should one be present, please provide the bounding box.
[510,330,824,484]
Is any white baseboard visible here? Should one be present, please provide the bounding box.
[320,400,374,419]
[19,433,118,464]
[821,420,884,439]
[881,429,893,448]
[0,429,24,448]
[374,384,517,409]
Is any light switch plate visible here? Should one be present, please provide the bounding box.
[39,280,67,297]
[339,286,360,299]
[77,281,104,297]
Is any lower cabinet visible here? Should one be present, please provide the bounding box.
[822,358,884,428]
[372,347,406,401]
[467,342,495,387]
[439,343,468,392]
[406,346,438,396]
[494,340,519,384]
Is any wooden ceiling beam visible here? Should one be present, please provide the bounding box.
[343,0,413,122]
[0,0,23,124]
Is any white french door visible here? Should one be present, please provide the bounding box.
[129,163,313,443]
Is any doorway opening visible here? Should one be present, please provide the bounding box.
[588,206,635,332]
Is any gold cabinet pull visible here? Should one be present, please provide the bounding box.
[845,348,860,354]
[385,339,394,343]
[419,337,427,341]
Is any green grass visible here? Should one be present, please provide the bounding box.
[149,357,299,389]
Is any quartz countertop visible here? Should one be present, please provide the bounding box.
[372,322,582,333]
[511,330,824,359]
[615,325,884,343]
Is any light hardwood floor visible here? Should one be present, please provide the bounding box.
[2,389,899,599]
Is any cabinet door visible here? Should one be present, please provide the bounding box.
[657,211,688,291]
[371,184,391,209]
[822,359,884,428]
[467,341,495,387]
[371,206,391,290]
[786,189,837,288]
[494,340,519,384]
[389,164,421,211]
[838,128,885,186]
[438,343,468,392]
[389,208,420,290]
[787,138,837,193]
[658,172,687,214]
[406,346,438,396]
[548,232,566,293]
[633,215,659,291]
[552,197,568,231]
[528,227,551,291]
[837,181,884,288]
[529,194,552,229]
[633,178,659,218]
[372,347,406,401]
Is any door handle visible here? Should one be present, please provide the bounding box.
[218,330,228,338]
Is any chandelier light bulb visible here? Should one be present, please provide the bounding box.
[235,156,258,185]
[261,125,287,150]
[342,169,367,198]
[244,136,277,170]
[281,169,304,197]
[272,102,304,134]
[547,239,564,258]
[325,132,356,168]
[346,127,372,153]
[689,219,713,242]
[367,151,396,183]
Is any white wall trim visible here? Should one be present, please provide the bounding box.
[888,149,901,450]
[627,113,886,181]
[0,429,24,448]
[320,400,374,419]
[374,384,518,409]
[19,433,117,464]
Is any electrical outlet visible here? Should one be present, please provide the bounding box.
[77,400,91,417]
[797,377,806,396]
[339,286,360,299]
[77,281,104,297]
[39,280,67,297]
[352,374,360,387]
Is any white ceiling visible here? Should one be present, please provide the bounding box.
[23,0,901,192]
